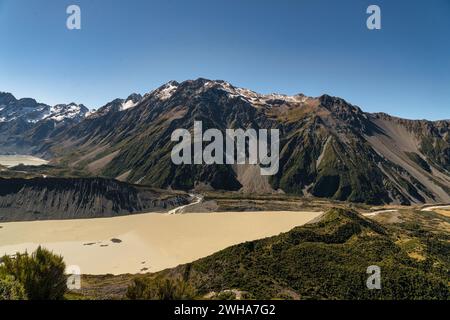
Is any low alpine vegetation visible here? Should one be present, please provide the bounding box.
[0,246,67,300]
[126,277,196,300]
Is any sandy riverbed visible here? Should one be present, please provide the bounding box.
[0,211,320,275]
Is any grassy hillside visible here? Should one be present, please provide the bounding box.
[143,208,449,300]
[70,207,450,300]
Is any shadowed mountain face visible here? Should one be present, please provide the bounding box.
[0,177,189,222]
[5,79,450,205]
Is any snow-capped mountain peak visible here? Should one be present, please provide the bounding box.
[121,93,143,110]
[87,93,143,118]
[44,103,89,122]
[152,81,179,101]
[0,92,88,124]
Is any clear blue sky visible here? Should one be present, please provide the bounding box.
[0,0,449,120]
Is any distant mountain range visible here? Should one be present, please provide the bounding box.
[1,79,449,205]
[0,92,86,124]
[0,92,88,154]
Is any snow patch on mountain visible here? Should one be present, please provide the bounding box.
[44,103,88,122]
[121,99,137,110]
[154,81,179,101]
[200,80,307,106]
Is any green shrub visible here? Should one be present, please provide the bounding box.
[127,277,196,300]
[0,275,27,300]
[216,291,236,300]
[0,246,67,300]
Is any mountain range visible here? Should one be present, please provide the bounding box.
[0,92,88,154]
[1,79,449,205]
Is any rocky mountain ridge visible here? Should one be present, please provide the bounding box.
[2,79,449,205]
[0,92,88,154]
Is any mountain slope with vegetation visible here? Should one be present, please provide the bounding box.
[34,79,450,205]
[145,208,449,300]
[72,207,449,300]
[3,80,449,205]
